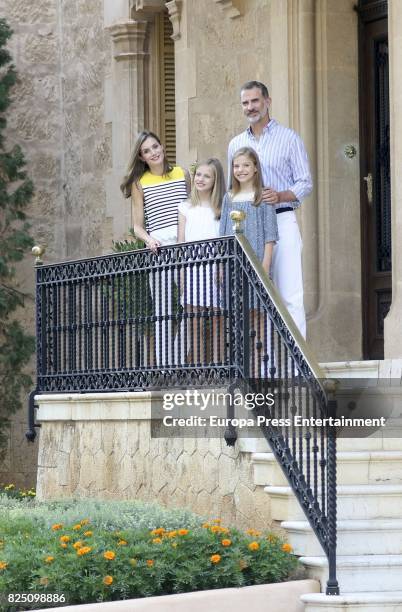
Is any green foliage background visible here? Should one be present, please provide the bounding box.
[0,19,35,458]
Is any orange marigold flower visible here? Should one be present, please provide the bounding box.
[117,539,127,546]
[150,528,165,536]
[282,543,292,553]
[167,531,177,538]
[219,527,229,534]
[72,524,81,531]
[39,577,49,586]
[146,559,154,567]
[84,531,93,537]
[51,523,63,531]
[178,529,189,536]
[60,535,70,543]
[73,541,84,550]
[77,546,92,556]
[246,529,261,537]
[44,556,54,564]
[221,539,231,547]
[103,550,116,560]
[60,543,67,549]
[248,541,260,551]
[103,575,113,586]
[210,554,221,564]
[0,561,8,571]
[202,523,210,529]
[152,538,162,544]
[210,525,221,533]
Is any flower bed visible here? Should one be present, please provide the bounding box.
[0,497,300,609]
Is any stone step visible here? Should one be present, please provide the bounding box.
[282,519,402,556]
[265,484,402,521]
[300,555,402,593]
[252,451,402,487]
[301,591,402,612]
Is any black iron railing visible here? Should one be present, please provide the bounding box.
[28,217,339,595]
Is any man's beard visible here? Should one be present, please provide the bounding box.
[246,108,268,124]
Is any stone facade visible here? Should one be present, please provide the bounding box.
[1,0,402,489]
[36,393,272,529]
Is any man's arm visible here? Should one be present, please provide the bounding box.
[262,131,312,206]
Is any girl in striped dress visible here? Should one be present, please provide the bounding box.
[121,131,190,367]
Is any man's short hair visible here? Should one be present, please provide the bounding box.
[240,80,270,99]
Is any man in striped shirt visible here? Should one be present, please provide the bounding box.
[228,80,312,338]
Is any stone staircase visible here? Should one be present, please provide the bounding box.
[251,436,402,610]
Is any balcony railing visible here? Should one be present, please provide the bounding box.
[28,215,339,595]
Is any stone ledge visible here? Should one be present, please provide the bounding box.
[38,579,319,611]
[35,392,159,421]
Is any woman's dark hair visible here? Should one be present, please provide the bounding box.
[120,130,173,198]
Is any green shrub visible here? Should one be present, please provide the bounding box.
[0,500,299,608]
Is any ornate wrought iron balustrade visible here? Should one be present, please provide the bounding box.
[29,228,338,595]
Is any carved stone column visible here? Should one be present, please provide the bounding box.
[384,0,402,358]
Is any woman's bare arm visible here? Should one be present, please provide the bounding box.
[131,183,161,252]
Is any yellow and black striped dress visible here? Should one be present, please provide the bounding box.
[140,166,187,245]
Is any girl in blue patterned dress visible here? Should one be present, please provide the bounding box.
[220,147,279,375]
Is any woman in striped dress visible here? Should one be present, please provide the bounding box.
[121,131,190,367]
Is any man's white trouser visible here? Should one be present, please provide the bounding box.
[271,211,306,339]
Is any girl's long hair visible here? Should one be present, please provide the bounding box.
[190,158,225,219]
[120,130,173,198]
[230,146,263,206]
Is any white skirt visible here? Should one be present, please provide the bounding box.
[181,263,220,308]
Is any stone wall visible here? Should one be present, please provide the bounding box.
[36,393,272,529]
[0,0,111,487]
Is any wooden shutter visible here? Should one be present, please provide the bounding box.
[159,12,176,163]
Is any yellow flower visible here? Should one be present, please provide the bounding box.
[248,541,259,551]
[171,542,178,548]
[0,561,8,571]
[129,558,137,567]
[39,577,49,586]
[210,525,221,533]
[77,546,92,556]
[60,535,70,543]
[210,554,221,564]
[117,539,127,546]
[103,550,116,560]
[212,519,221,524]
[221,539,231,547]
[44,556,54,564]
[73,541,84,550]
[103,575,113,586]
[202,523,210,529]
[178,529,189,536]
[146,559,154,567]
[219,527,230,534]
[282,543,292,553]
[51,523,63,531]
[60,543,67,549]
[72,524,81,531]
[4,484,15,490]
[28,490,36,497]
[84,531,93,537]
[167,531,177,538]
[80,519,90,525]
[152,538,162,544]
